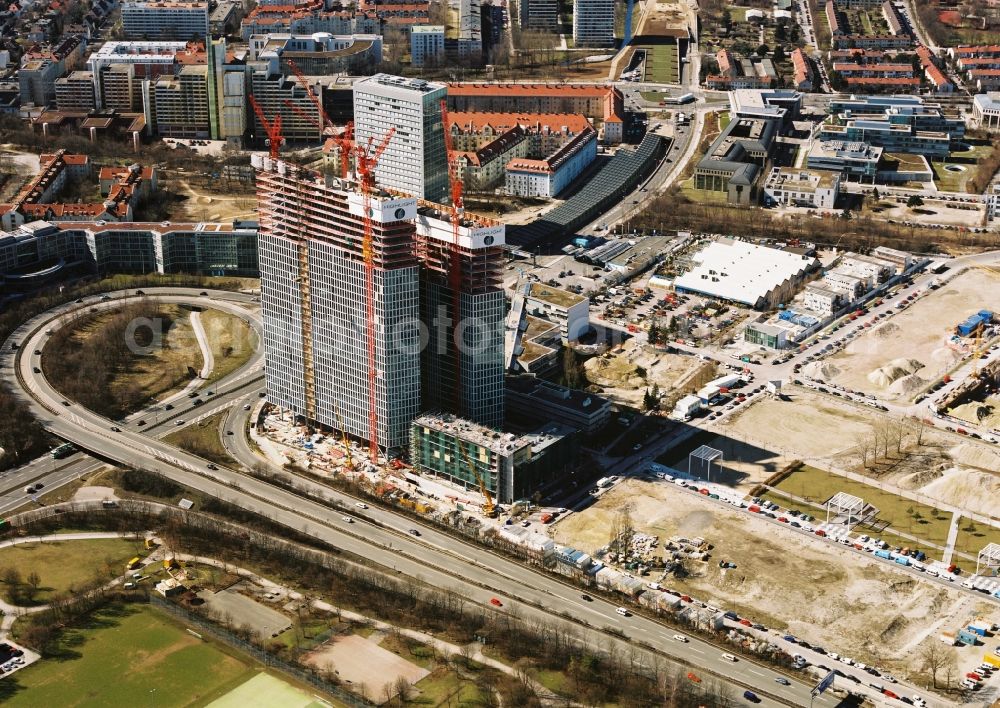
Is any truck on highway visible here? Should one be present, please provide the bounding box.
[51,443,75,459]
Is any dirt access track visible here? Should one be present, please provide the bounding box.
[819,266,1000,401]
[551,477,998,674]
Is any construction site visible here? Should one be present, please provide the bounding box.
[818,266,1000,401]
[551,475,1000,675]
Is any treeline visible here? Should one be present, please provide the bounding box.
[635,186,998,253]
[43,301,184,419]
[0,382,52,471]
[11,499,741,707]
[967,138,1000,195]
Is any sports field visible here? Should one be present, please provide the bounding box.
[2,604,254,707]
[208,672,329,708]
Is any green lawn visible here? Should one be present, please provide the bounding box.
[163,410,239,468]
[719,111,732,132]
[642,44,680,83]
[413,666,487,705]
[952,518,1000,560]
[774,466,954,549]
[1,604,256,707]
[0,538,143,604]
[931,161,969,193]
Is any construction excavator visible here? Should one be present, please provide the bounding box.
[457,442,497,518]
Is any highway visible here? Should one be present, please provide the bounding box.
[0,287,848,706]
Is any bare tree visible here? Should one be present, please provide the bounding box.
[919,641,947,688]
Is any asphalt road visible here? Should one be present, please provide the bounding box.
[1,287,847,707]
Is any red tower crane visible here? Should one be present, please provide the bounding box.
[334,121,354,179]
[439,99,465,414]
[249,95,283,159]
[354,128,396,464]
[282,98,322,131]
[285,58,333,132]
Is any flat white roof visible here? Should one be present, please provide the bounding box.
[673,239,815,306]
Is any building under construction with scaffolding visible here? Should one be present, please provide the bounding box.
[254,154,507,454]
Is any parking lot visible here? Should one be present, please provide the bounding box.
[0,640,37,678]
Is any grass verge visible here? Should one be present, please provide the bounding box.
[774,466,954,549]
[200,308,258,384]
[163,410,240,468]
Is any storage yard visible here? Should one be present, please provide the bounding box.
[819,267,1000,400]
[552,477,993,670]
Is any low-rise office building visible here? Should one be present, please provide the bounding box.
[248,32,383,75]
[693,116,777,205]
[806,139,882,181]
[0,218,259,291]
[762,167,840,209]
[505,375,611,434]
[973,92,1000,131]
[523,281,590,340]
[409,412,579,505]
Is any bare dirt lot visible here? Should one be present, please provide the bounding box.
[720,387,1000,514]
[198,582,292,638]
[584,338,709,407]
[719,388,874,467]
[172,178,257,222]
[551,477,993,672]
[303,634,429,701]
[821,267,1000,401]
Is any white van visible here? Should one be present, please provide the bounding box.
[615,607,629,617]
[721,653,737,662]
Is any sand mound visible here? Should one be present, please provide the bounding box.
[867,358,924,388]
[931,347,962,366]
[802,361,841,379]
[919,467,1000,516]
[873,322,901,339]
[888,373,927,396]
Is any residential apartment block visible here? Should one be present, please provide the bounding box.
[121,0,210,39]
[573,0,615,47]
[54,70,97,112]
[410,25,445,67]
[353,74,449,202]
[446,83,625,143]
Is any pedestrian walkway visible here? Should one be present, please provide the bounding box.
[942,513,961,566]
